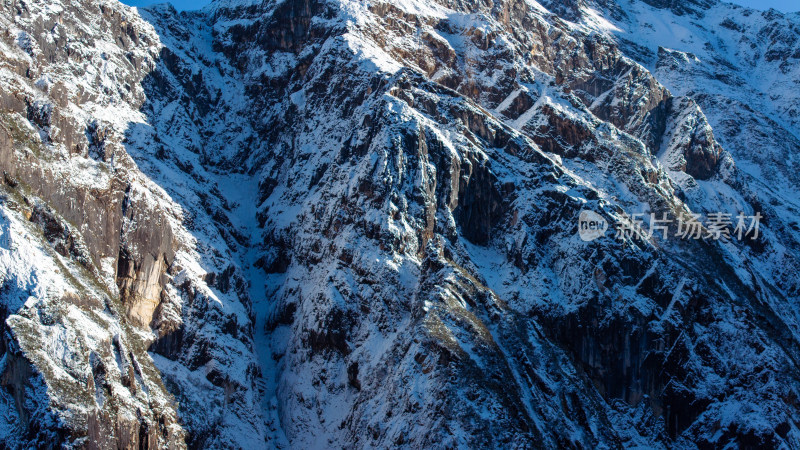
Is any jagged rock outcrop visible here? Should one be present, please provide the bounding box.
[658,96,723,180]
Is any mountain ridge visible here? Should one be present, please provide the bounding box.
[0,0,799,447]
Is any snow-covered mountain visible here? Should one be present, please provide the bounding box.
[1,0,799,447]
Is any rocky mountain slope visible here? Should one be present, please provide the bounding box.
[0,0,799,447]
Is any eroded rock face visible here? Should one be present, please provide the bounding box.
[0,119,126,273]
[1,0,800,448]
[117,186,176,328]
[0,0,186,447]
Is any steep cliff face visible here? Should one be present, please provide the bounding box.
[0,0,262,447]
[0,0,188,446]
[1,0,800,448]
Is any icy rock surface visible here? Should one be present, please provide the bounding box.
[0,0,799,447]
